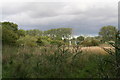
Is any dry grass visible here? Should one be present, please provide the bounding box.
[63,46,114,55]
[3,45,116,78]
[16,45,114,55]
[81,46,114,55]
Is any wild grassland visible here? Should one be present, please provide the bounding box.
[2,45,116,78]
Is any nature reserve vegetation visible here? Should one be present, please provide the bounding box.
[1,22,120,78]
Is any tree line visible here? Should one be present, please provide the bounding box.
[0,22,118,47]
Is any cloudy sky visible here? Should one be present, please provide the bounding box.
[1,0,119,36]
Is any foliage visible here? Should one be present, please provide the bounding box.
[26,29,43,36]
[17,29,26,37]
[50,40,65,47]
[17,35,37,47]
[99,25,117,42]
[81,37,100,46]
[2,28,18,45]
[2,22,18,31]
[1,21,119,78]
[2,45,116,78]
[77,36,84,41]
[0,23,2,41]
[102,31,120,78]
[2,22,19,45]
[44,28,72,39]
[36,36,51,46]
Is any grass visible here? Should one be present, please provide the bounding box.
[2,45,116,78]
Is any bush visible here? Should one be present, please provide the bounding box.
[2,46,114,78]
[36,36,51,46]
[17,35,37,47]
[50,40,65,46]
[81,39,100,46]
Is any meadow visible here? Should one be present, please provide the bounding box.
[2,45,116,78]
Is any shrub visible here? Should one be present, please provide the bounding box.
[36,36,51,46]
[3,45,111,78]
[81,39,100,46]
[50,40,65,47]
[17,35,37,47]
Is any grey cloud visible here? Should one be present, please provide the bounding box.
[2,2,118,36]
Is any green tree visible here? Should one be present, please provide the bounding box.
[26,29,43,36]
[17,35,37,47]
[2,22,18,31]
[99,26,117,42]
[17,29,26,37]
[44,28,72,39]
[77,36,84,41]
[81,37,100,46]
[2,22,19,45]
[0,23,2,41]
[36,36,51,46]
[50,40,65,47]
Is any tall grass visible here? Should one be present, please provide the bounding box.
[2,45,115,78]
[101,31,120,78]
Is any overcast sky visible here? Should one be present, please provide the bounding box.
[1,0,119,36]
